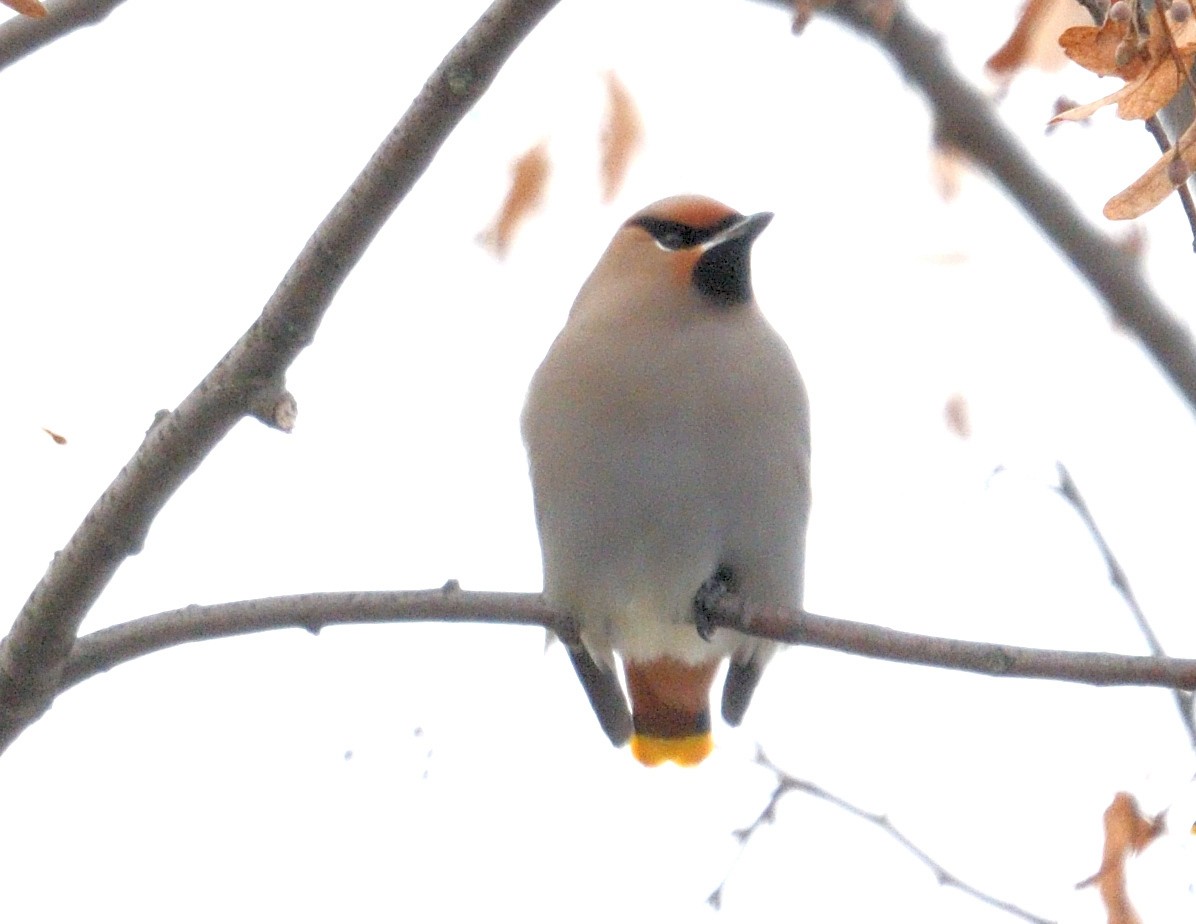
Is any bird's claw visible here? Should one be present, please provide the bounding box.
[693,566,734,642]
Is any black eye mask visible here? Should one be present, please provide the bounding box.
[628,214,743,251]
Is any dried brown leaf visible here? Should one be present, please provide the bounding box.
[988,0,1089,78]
[1116,223,1148,258]
[791,0,837,34]
[41,427,67,445]
[599,71,643,205]
[944,394,971,439]
[1059,18,1142,80]
[1118,50,1196,120]
[1077,792,1165,924]
[930,139,967,201]
[1055,9,1196,123]
[1104,117,1196,218]
[2,0,48,17]
[1046,96,1087,133]
[478,142,551,259]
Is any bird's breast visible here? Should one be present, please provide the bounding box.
[523,309,806,663]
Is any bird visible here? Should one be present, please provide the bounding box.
[521,194,810,767]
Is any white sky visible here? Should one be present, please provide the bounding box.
[4,0,1196,921]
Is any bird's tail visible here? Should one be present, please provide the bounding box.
[623,656,719,767]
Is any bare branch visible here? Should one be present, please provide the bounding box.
[57,587,1196,697]
[710,748,1055,924]
[61,588,557,692]
[1052,462,1196,748]
[750,0,1196,418]
[696,589,1196,689]
[0,0,562,754]
[0,0,126,72]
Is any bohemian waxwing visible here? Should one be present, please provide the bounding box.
[522,194,810,767]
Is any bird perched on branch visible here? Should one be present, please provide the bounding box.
[522,194,810,767]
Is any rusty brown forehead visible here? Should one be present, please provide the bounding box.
[630,198,740,229]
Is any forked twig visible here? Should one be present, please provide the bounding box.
[708,748,1055,923]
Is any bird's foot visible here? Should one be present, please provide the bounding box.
[693,565,735,642]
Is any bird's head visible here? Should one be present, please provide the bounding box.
[572,195,773,324]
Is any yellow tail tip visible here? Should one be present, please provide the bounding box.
[630,732,714,767]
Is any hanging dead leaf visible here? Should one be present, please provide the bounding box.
[478,142,551,259]
[1104,117,1196,218]
[1116,223,1148,258]
[599,71,643,204]
[791,0,831,35]
[944,394,971,439]
[930,137,967,202]
[987,0,1090,80]
[1076,792,1165,924]
[2,0,48,17]
[1054,7,1196,123]
[1047,96,1085,133]
[1059,16,1143,80]
[41,427,67,445]
[789,0,893,35]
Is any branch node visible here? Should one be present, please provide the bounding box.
[983,646,1016,675]
[445,64,475,96]
[248,379,297,432]
[145,408,170,436]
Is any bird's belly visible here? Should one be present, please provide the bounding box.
[539,428,744,665]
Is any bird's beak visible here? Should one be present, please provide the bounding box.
[700,211,774,253]
[691,210,773,306]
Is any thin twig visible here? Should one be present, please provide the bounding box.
[1153,3,1196,100]
[0,0,562,756]
[1052,462,1196,749]
[58,587,1196,695]
[710,748,1055,923]
[1075,0,1108,24]
[1143,115,1196,250]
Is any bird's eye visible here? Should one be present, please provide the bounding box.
[656,229,686,251]
[629,217,703,251]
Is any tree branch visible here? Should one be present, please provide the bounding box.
[1052,462,1196,748]
[696,589,1196,689]
[0,0,126,72]
[0,0,562,755]
[753,0,1196,418]
[708,748,1055,923]
[60,587,557,692]
[56,587,1196,697]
